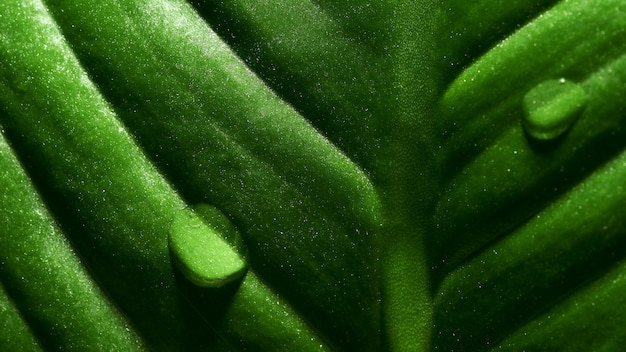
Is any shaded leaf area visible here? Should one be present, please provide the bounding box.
[434,148,626,350]
[430,0,626,350]
[0,283,43,351]
[431,0,626,273]
[1,0,379,351]
[437,0,560,80]
[496,255,626,351]
[188,0,391,171]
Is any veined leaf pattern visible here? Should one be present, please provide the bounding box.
[1,0,625,350]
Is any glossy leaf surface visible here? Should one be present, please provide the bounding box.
[1,0,625,350]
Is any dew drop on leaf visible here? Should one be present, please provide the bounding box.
[522,78,587,140]
[168,208,247,288]
[193,203,247,258]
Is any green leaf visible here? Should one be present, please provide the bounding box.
[1,0,626,351]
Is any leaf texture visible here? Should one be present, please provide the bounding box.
[1,0,626,351]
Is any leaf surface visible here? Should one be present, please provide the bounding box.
[1,0,626,351]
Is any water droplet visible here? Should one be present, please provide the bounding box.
[522,79,587,140]
[193,203,246,258]
[169,208,247,287]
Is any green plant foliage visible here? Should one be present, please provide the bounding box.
[1,0,625,350]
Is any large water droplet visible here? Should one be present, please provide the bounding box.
[169,208,247,288]
[194,203,246,258]
[522,79,587,140]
